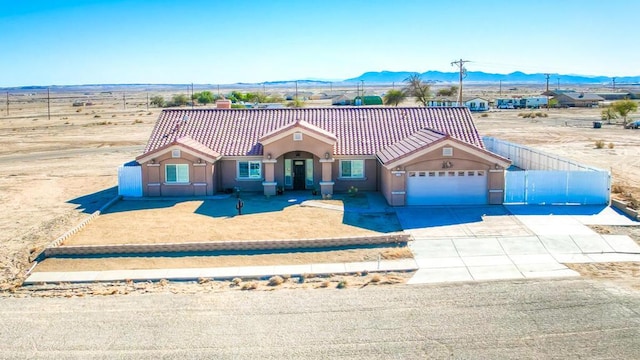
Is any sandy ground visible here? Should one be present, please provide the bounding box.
[1,86,638,293]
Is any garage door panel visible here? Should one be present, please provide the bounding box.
[406,170,487,205]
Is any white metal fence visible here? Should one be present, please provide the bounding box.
[483,137,610,205]
[118,163,142,197]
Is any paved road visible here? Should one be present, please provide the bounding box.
[1,279,639,359]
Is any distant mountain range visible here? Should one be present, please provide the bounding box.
[4,71,640,91]
[345,70,640,85]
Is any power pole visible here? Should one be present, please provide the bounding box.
[544,73,550,110]
[123,92,126,110]
[6,91,8,115]
[451,58,470,106]
[499,80,502,96]
[146,92,149,111]
[47,87,51,120]
[191,83,194,109]
[612,77,616,91]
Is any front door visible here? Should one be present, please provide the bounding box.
[293,160,306,190]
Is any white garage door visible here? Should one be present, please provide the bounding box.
[406,170,488,205]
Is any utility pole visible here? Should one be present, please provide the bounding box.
[612,77,616,91]
[47,87,51,120]
[556,77,560,90]
[146,92,149,111]
[6,91,8,115]
[191,83,194,109]
[217,84,220,97]
[499,80,502,96]
[123,92,126,110]
[451,58,470,106]
[544,73,550,110]
[361,80,365,105]
[295,80,298,101]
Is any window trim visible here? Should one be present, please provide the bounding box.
[165,164,189,184]
[339,159,365,179]
[237,160,262,180]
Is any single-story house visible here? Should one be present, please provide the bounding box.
[542,90,604,107]
[428,97,489,111]
[134,107,511,206]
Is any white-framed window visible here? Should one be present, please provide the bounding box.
[171,149,181,158]
[238,161,262,179]
[293,132,303,141]
[340,160,364,179]
[165,164,189,183]
[442,147,453,156]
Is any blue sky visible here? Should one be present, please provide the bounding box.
[1,0,638,86]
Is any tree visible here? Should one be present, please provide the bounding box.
[286,98,305,108]
[436,86,458,97]
[383,89,407,106]
[601,106,618,124]
[611,99,638,125]
[195,91,214,105]
[403,74,432,107]
[150,95,165,107]
[172,94,189,107]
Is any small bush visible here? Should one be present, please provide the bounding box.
[319,281,330,288]
[93,114,101,118]
[336,280,348,289]
[268,275,284,286]
[611,184,624,193]
[241,282,258,290]
[370,274,381,283]
[595,140,605,149]
[231,277,242,286]
[480,113,488,117]
[608,142,614,149]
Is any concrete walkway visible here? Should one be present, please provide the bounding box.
[400,205,640,284]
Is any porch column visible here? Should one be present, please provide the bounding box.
[319,158,335,197]
[262,159,277,196]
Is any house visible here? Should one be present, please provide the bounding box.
[134,107,511,206]
[542,90,604,107]
[354,95,383,105]
[428,97,489,111]
[331,94,357,105]
[464,97,489,112]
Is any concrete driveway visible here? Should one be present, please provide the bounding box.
[396,205,640,284]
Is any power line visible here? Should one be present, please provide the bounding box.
[451,59,470,106]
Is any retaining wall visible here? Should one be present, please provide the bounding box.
[44,233,411,257]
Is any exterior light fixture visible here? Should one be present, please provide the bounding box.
[267,153,272,160]
[324,152,330,159]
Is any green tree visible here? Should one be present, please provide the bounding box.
[611,99,638,125]
[172,94,189,106]
[436,86,458,97]
[403,74,432,107]
[286,98,305,108]
[383,89,407,106]
[601,106,618,124]
[195,91,214,105]
[150,95,165,107]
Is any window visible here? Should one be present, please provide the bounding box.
[284,159,292,186]
[293,132,303,141]
[340,160,364,179]
[442,147,453,157]
[305,159,314,186]
[171,149,181,158]
[238,161,262,179]
[165,164,189,183]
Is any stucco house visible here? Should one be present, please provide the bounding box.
[134,107,511,206]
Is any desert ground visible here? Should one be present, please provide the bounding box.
[1,84,638,292]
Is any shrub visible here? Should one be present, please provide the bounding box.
[241,282,258,290]
[369,274,381,283]
[608,142,614,149]
[319,281,330,288]
[348,186,358,197]
[479,113,488,117]
[611,184,624,193]
[231,277,242,287]
[268,275,284,286]
[93,114,101,118]
[595,140,605,149]
[336,280,348,289]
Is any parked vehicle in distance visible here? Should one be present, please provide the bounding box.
[625,120,640,129]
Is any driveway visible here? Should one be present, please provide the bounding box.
[396,205,640,284]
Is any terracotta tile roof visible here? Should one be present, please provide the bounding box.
[142,107,484,157]
[136,136,221,161]
[377,129,448,165]
[259,119,338,144]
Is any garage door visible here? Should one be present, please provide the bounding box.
[406,170,487,205]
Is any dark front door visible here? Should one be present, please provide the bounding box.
[293,160,306,190]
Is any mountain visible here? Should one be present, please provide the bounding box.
[344,71,640,84]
